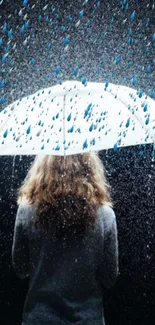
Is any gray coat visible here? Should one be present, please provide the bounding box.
[12,203,119,325]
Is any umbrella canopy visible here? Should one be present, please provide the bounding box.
[0,80,155,156]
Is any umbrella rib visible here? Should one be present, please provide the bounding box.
[0,102,17,135]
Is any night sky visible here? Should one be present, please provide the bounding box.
[0,0,155,324]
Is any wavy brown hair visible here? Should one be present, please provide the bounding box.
[17,152,112,232]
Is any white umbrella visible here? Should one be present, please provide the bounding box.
[0,80,155,156]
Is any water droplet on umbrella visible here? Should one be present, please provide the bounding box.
[26,126,31,134]
[89,123,94,132]
[67,113,72,121]
[143,103,148,112]
[114,143,118,151]
[83,139,88,149]
[3,130,8,138]
[68,126,74,133]
[84,103,92,118]
[126,118,130,128]
[145,116,150,125]
[55,145,60,151]
[91,138,96,145]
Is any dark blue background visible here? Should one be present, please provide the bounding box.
[0,0,155,324]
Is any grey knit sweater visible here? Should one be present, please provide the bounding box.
[12,203,119,325]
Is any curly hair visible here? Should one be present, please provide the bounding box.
[17,151,112,232]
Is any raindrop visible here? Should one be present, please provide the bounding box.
[2,23,7,33]
[75,20,80,28]
[114,56,121,64]
[55,66,61,74]
[150,89,155,98]
[82,77,87,85]
[128,28,132,35]
[79,9,84,17]
[130,11,135,21]
[20,25,25,33]
[43,4,48,11]
[146,65,151,73]
[128,37,133,45]
[23,0,28,6]
[64,36,70,45]
[73,67,78,76]
[0,96,5,103]
[30,58,35,65]
[0,79,6,88]
[8,28,13,38]
[23,38,28,46]
[131,76,137,86]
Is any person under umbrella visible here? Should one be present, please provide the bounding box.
[12,151,119,325]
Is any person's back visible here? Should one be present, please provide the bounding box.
[12,152,119,325]
[12,203,118,325]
